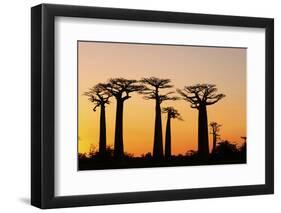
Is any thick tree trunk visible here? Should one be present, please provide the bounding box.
[165,116,171,159]
[114,99,124,159]
[212,134,216,154]
[198,104,209,158]
[153,98,163,159]
[99,104,106,156]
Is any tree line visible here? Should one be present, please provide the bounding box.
[84,77,225,160]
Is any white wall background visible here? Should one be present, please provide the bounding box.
[0,0,279,212]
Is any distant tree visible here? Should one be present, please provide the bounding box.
[140,77,179,160]
[101,78,144,159]
[84,84,111,157]
[177,84,225,159]
[209,122,222,154]
[162,107,182,159]
[240,141,246,153]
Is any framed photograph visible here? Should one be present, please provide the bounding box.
[31,3,274,209]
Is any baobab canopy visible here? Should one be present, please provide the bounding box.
[177,84,225,109]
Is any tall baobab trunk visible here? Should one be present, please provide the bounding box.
[114,99,124,159]
[212,133,216,154]
[153,98,163,159]
[165,115,171,159]
[198,105,209,158]
[99,104,106,156]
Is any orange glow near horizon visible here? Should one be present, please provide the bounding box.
[78,41,246,156]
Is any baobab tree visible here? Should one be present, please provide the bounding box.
[84,84,111,157]
[177,84,225,159]
[101,78,144,159]
[162,107,182,159]
[140,77,178,159]
[209,121,222,154]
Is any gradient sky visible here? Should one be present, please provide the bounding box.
[78,41,246,156]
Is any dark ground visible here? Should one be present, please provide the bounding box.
[78,142,246,170]
[78,157,246,170]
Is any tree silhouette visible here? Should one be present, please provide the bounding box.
[84,84,111,157]
[162,107,182,159]
[177,84,225,158]
[140,77,178,159]
[209,122,222,154]
[101,78,144,159]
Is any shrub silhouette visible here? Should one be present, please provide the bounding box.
[78,153,87,160]
[215,140,238,159]
[185,150,197,157]
[240,137,247,161]
[141,152,153,160]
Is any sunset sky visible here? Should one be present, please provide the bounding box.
[78,41,246,156]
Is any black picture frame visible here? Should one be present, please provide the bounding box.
[31,3,274,209]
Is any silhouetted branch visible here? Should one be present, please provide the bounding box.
[140,77,173,89]
[162,107,183,120]
[140,77,178,102]
[177,84,225,108]
[101,78,145,101]
[84,83,112,111]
